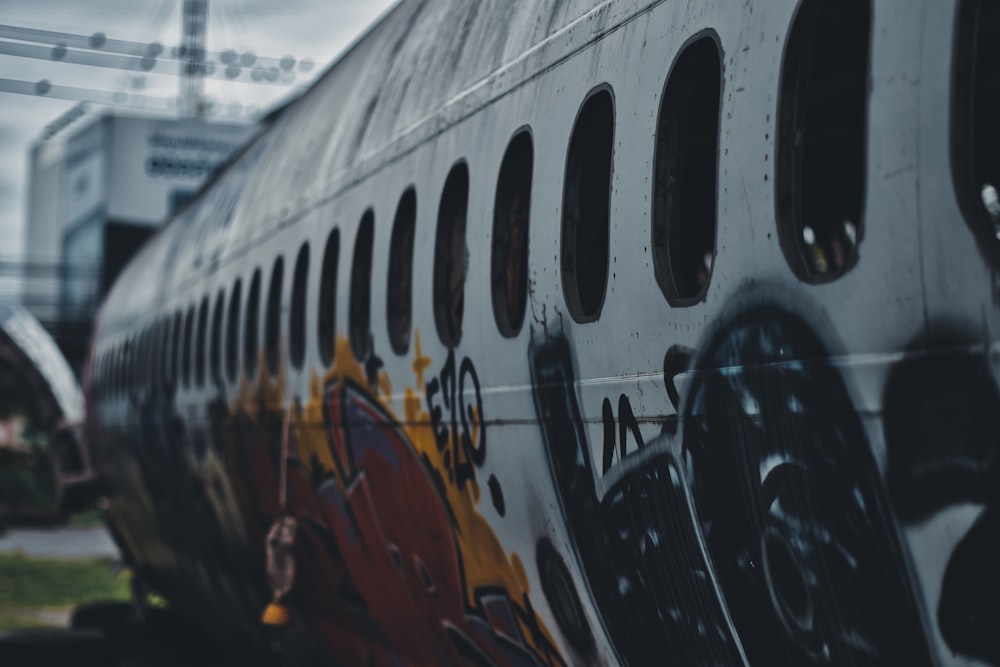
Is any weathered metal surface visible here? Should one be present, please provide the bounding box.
[85,1,999,665]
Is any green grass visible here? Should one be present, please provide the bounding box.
[0,553,129,631]
[66,509,105,528]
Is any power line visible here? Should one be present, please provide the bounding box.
[0,40,299,87]
[0,76,271,119]
[0,76,176,112]
[0,24,313,80]
[0,24,312,72]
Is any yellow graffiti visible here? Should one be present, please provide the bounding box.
[211,333,561,662]
[315,331,558,658]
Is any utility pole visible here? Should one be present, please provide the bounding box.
[180,0,208,117]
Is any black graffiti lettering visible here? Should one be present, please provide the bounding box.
[600,393,644,474]
[618,394,643,459]
[425,377,449,452]
[459,357,485,467]
[440,349,456,413]
[425,351,487,490]
[533,305,934,666]
[602,398,615,473]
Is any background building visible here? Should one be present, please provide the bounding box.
[23,112,257,373]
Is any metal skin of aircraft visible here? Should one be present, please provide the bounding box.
[82,0,1000,665]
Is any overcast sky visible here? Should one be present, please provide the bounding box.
[0,0,397,300]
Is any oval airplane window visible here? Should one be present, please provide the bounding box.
[122,339,130,395]
[226,279,242,382]
[244,268,261,378]
[349,211,375,360]
[112,345,119,397]
[159,316,171,389]
[210,288,224,384]
[492,129,533,337]
[96,350,104,396]
[952,0,1000,263]
[134,329,145,389]
[133,329,143,389]
[142,326,153,388]
[125,339,132,393]
[123,340,130,394]
[653,33,722,305]
[290,242,309,370]
[433,162,470,347]
[195,295,209,387]
[169,310,181,388]
[387,188,416,355]
[182,303,195,388]
[318,228,340,367]
[563,87,614,322]
[777,0,869,282]
[140,328,150,388]
[265,256,284,377]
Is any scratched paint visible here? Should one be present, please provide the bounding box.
[221,334,564,665]
[83,1,1000,665]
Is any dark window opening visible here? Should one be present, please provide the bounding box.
[170,310,182,387]
[349,211,375,359]
[110,347,117,396]
[195,296,208,387]
[131,331,140,389]
[137,331,145,388]
[777,0,869,282]
[134,330,145,389]
[127,335,135,390]
[226,280,242,382]
[290,243,309,370]
[144,327,155,388]
[265,256,284,377]
[210,289,224,384]
[122,340,130,394]
[492,130,533,337]
[387,188,416,355]
[182,304,195,388]
[433,162,470,347]
[653,35,722,304]
[952,0,1000,262]
[563,88,614,322]
[144,328,153,387]
[245,269,261,378]
[159,316,170,388]
[94,353,101,395]
[318,229,340,367]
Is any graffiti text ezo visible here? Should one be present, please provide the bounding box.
[426,351,486,489]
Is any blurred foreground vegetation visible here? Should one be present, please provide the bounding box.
[0,447,56,511]
[0,553,129,632]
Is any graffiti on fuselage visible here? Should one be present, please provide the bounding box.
[530,302,935,666]
[883,324,1000,666]
[425,349,486,491]
[104,289,1000,666]
[226,334,564,667]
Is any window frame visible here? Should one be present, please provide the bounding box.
[317,229,340,367]
[387,187,417,355]
[349,210,376,360]
[433,161,471,347]
[652,31,724,306]
[290,242,310,370]
[775,0,871,283]
[561,86,615,323]
[492,128,533,337]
